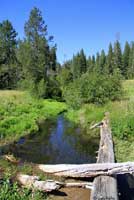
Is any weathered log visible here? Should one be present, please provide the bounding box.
[16,174,93,192]
[64,182,93,189]
[38,162,134,177]
[91,113,118,200]
[17,174,61,192]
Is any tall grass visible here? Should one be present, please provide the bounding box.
[66,80,134,161]
[0,90,66,142]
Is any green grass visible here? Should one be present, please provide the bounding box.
[0,81,134,198]
[123,79,134,100]
[0,176,47,200]
[0,90,66,143]
[0,90,67,199]
[66,80,134,162]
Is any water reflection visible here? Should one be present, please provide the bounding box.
[1,115,99,164]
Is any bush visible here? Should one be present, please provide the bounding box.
[63,72,123,108]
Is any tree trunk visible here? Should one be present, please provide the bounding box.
[37,162,134,177]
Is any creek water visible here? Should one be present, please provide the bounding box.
[9,115,98,164]
[0,114,99,200]
[1,114,134,199]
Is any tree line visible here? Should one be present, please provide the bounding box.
[62,41,134,80]
[57,40,133,107]
[0,7,133,107]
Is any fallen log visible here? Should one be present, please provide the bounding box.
[64,182,93,189]
[91,113,118,200]
[37,162,134,177]
[16,174,93,192]
[17,174,61,192]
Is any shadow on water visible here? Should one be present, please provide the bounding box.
[0,115,99,164]
[117,174,134,200]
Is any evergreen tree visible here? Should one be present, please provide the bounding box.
[0,20,18,89]
[113,40,122,74]
[95,52,100,72]
[99,49,106,73]
[24,7,50,82]
[92,55,96,68]
[128,42,134,79]
[87,56,93,72]
[106,43,114,74]
[49,46,57,71]
[0,20,17,65]
[79,49,87,74]
[21,7,57,97]
[72,53,81,79]
[123,41,130,78]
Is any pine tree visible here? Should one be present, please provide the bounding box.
[106,43,114,74]
[0,20,18,89]
[72,49,87,79]
[49,46,57,71]
[0,20,17,65]
[95,52,100,72]
[87,56,92,72]
[22,7,56,97]
[123,41,130,78]
[92,55,95,68]
[79,49,87,74]
[99,50,106,73]
[128,42,134,79]
[24,7,50,82]
[72,53,81,79]
[113,40,122,74]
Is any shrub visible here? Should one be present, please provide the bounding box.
[63,72,123,108]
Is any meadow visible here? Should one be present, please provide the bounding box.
[0,81,134,199]
[66,80,134,162]
[0,81,134,161]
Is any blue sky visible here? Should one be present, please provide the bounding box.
[0,0,134,63]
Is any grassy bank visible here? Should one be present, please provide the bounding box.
[0,81,134,199]
[0,90,66,143]
[66,80,134,162]
[0,91,67,199]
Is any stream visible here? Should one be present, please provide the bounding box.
[0,114,99,200]
[1,114,134,199]
[7,115,99,164]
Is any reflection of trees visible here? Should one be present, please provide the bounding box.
[62,124,99,159]
[0,116,99,164]
[0,119,57,163]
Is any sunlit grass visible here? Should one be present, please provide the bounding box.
[66,80,134,161]
[0,90,66,143]
[123,79,134,99]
